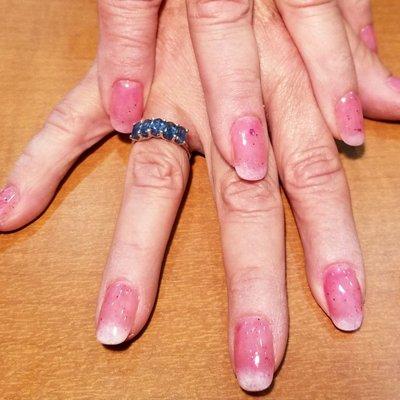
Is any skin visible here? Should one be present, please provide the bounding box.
[97,0,400,182]
[0,0,398,392]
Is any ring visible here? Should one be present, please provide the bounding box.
[130,118,190,156]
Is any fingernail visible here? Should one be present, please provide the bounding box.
[234,317,275,392]
[323,264,363,331]
[387,76,400,93]
[96,280,138,345]
[231,116,267,181]
[110,80,143,134]
[335,92,365,146]
[0,185,18,223]
[360,25,378,52]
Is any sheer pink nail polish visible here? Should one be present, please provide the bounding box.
[231,116,267,181]
[234,317,275,392]
[110,80,143,134]
[323,264,363,331]
[335,92,365,146]
[387,76,400,92]
[360,25,378,52]
[0,185,18,223]
[96,280,138,345]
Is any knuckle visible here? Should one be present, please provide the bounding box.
[228,266,265,295]
[188,0,251,25]
[219,170,281,220]
[283,145,343,193]
[130,148,185,195]
[44,102,85,147]
[281,0,334,9]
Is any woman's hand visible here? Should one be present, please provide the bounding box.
[0,0,387,392]
[96,0,400,184]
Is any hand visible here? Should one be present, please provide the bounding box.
[0,0,385,392]
[96,0,400,185]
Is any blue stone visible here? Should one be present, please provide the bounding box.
[131,122,142,140]
[150,118,165,136]
[163,122,175,140]
[176,126,187,142]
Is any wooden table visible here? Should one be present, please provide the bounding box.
[1,1,399,398]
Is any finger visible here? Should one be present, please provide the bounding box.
[0,65,111,232]
[275,0,364,146]
[337,0,377,52]
[205,136,286,390]
[187,0,269,181]
[95,107,191,345]
[97,0,162,133]
[345,21,400,121]
[255,4,365,331]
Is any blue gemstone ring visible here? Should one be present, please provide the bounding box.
[130,118,190,155]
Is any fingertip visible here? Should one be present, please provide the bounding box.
[234,164,268,181]
[323,264,364,333]
[109,80,143,134]
[96,280,139,346]
[0,185,19,229]
[236,371,273,392]
[386,76,400,93]
[331,314,363,332]
[360,24,378,53]
[234,317,275,392]
[231,116,268,181]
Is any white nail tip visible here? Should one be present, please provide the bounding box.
[332,315,363,332]
[96,325,128,345]
[236,371,273,392]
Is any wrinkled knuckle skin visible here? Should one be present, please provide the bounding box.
[130,149,185,195]
[219,171,281,219]
[228,266,267,296]
[283,145,343,193]
[187,0,252,25]
[281,0,334,9]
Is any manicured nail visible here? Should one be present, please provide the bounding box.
[360,25,378,52]
[96,280,138,345]
[323,264,363,331]
[110,80,143,134]
[231,116,267,181]
[234,317,275,392]
[0,185,18,223]
[335,92,365,146]
[387,76,400,93]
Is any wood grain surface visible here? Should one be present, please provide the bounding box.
[0,0,399,399]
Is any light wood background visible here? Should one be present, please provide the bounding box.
[0,1,399,399]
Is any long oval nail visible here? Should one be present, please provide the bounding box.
[335,92,365,146]
[231,116,267,181]
[96,280,138,345]
[110,80,143,134]
[234,316,275,392]
[360,25,378,52]
[0,185,19,224]
[323,264,363,331]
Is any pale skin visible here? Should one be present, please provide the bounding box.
[0,0,398,393]
[97,0,400,180]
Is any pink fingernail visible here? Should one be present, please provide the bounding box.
[96,280,138,345]
[0,185,18,223]
[231,116,267,181]
[360,24,378,52]
[110,80,143,134]
[234,317,275,392]
[387,76,400,93]
[335,92,365,146]
[323,264,363,331]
